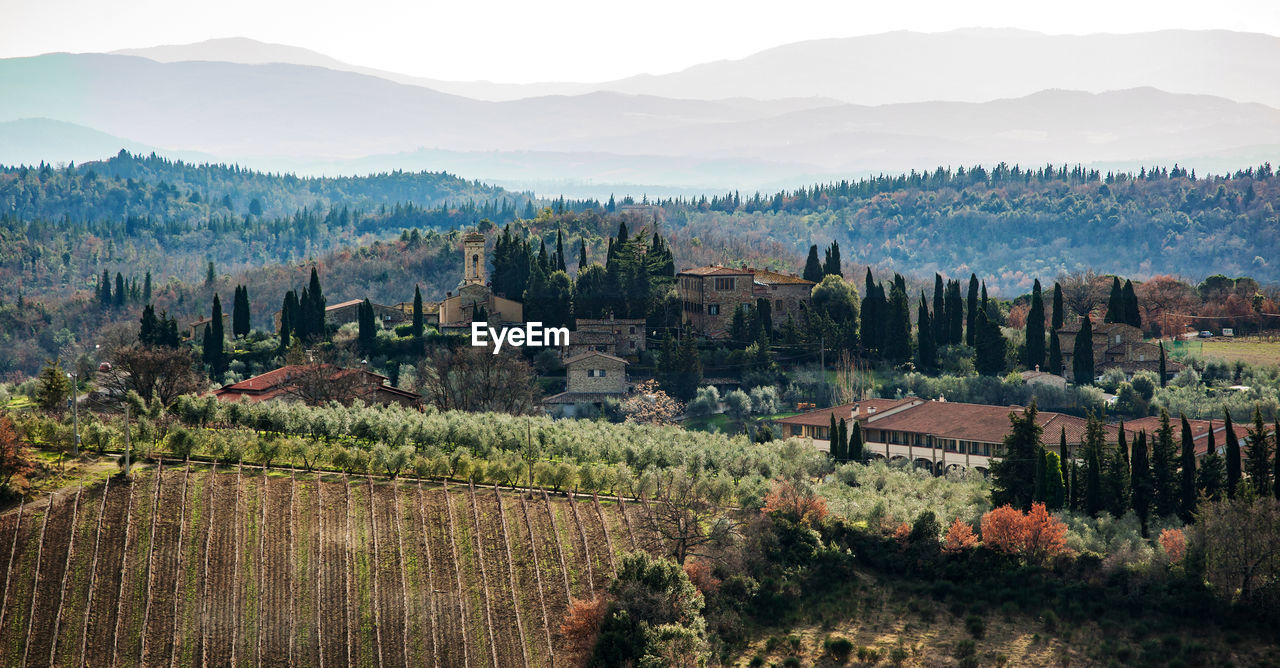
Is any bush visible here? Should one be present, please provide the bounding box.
[824,635,854,662]
[964,614,986,639]
[724,389,752,420]
[686,386,721,418]
[748,385,779,415]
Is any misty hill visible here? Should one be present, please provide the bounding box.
[109,30,1280,107]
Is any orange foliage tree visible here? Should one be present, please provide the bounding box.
[943,518,978,554]
[979,503,1071,565]
[559,596,610,663]
[980,505,1026,555]
[1159,527,1187,564]
[0,416,35,495]
[683,560,722,596]
[762,478,829,528]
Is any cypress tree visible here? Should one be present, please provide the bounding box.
[1084,413,1106,516]
[297,287,312,341]
[142,271,152,305]
[860,270,879,354]
[932,274,946,345]
[1105,424,1131,516]
[1105,277,1125,324]
[1072,315,1095,384]
[1043,451,1066,511]
[915,293,936,372]
[1059,426,1070,506]
[1051,282,1064,331]
[829,413,840,461]
[114,272,126,307]
[1244,406,1272,496]
[99,270,112,307]
[1025,278,1045,370]
[208,294,225,374]
[1070,460,1080,511]
[1048,331,1063,377]
[1273,419,1280,501]
[555,229,567,273]
[1224,409,1242,499]
[412,286,424,338]
[358,298,376,352]
[1199,422,1225,501]
[308,267,326,338]
[1131,431,1153,536]
[946,279,963,346]
[578,240,588,272]
[1034,445,1046,503]
[885,283,911,365]
[1152,410,1180,517]
[822,241,843,277]
[802,245,823,283]
[278,291,293,349]
[201,324,213,367]
[966,274,979,347]
[233,285,251,338]
[837,418,848,463]
[1122,279,1141,329]
[974,309,1006,376]
[1159,342,1167,387]
[849,422,864,462]
[1180,415,1197,521]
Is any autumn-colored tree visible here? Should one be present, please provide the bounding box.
[943,518,978,554]
[892,522,912,545]
[980,505,1026,555]
[0,417,35,495]
[762,478,829,528]
[683,560,721,596]
[560,596,610,663]
[1159,527,1187,564]
[1023,502,1070,564]
[621,379,684,426]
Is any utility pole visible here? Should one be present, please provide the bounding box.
[68,370,80,456]
[123,402,132,480]
[820,334,827,405]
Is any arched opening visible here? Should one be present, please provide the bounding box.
[472,254,480,277]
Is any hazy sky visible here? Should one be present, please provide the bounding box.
[5,0,1279,82]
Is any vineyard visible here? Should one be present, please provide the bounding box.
[0,464,656,667]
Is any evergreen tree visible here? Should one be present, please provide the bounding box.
[139,304,160,346]
[205,261,216,286]
[974,309,1006,376]
[1024,278,1045,370]
[1048,332,1063,377]
[837,418,848,462]
[860,269,879,354]
[946,280,963,347]
[802,245,823,283]
[1059,426,1071,506]
[278,292,293,349]
[1084,413,1106,516]
[1051,282,1064,331]
[578,240,587,273]
[990,401,1043,510]
[412,285,425,338]
[849,422,864,462]
[915,293,936,372]
[1105,276,1125,324]
[307,267,326,339]
[297,287,312,341]
[1105,424,1131,517]
[932,274,946,345]
[1152,410,1180,518]
[829,414,840,461]
[99,269,112,307]
[1199,422,1225,501]
[965,274,979,347]
[1224,409,1242,499]
[1072,315,1095,383]
[1244,406,1272,496]
[1043,451,1066,511]
[358,298,377,352]
[885,283,911,365]
[143,271,152,304]
[208,293,225,374]
[537,238,550,274]
[1159,342,1167,387]
[1180,415,1197,521]
[1122,279,1141,329]
[1131,431,1153,536]
[232,285,251,338]
[114,272,126,308]
[32,361,70,413]
[754,298,773,337]
[1070,460,1080,511]
[822,240,843,277]
[555,229,567,273]
[1274,419,1280,501]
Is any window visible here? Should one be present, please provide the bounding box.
[714,277,735,290]
[587,369,607,377]
[708,304,720,315]
[791,425,802,436]
[775,299,783,310]
[629,326,636,334]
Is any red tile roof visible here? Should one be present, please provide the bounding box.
[563,351,628,366]
[863,401,1111,444]
[775,398,923,427]
[678,265,753,277]
[1123,416,1262,457]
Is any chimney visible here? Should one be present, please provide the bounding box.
[1035,364,1040,372]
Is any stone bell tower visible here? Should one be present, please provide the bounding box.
[462,232,485,286]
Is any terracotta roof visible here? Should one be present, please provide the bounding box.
[775,398,923,427]
[543,391,626,404]
[1123,416,1262,457]
[463,232,485,241]
[1098,360,1184,374]
[750,269,814,286]
[1057,322,1140,335]
[678,265,752,277]
[563,350,628,366]
[864,401,1109,444]
[326,299,364,311]
[1021,371,1062,381]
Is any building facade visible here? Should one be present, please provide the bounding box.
[567,317,647,358]
[678,265,813,338]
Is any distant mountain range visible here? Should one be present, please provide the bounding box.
[3,30,1278,193]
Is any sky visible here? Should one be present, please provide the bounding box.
[4,0,1280,82]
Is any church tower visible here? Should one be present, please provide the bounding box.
[462,232,485,286]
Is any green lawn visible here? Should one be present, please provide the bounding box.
[1198,338,1280,367]
[682,413,739,434]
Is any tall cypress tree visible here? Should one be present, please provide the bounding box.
[1152,410,1180,518]
[1048,331,1063,377]
[828,413,840,461]
[1180,415,1197,521]
[555,229,567,273]
[860,270,879,354]
[1244,406,1272,496]
[208,294,225,374]
[932,274,946,345]
[1159,342,1167,387]
[1072,315,1095,384]
[974,309,1006,376]
[1105,277,1125,324]
[837,418,848,463]
[1105,424,1131,516]
[279,291,293,349]
[915,293,936,372]
[849,422,864,462]
[1059,426,1071,507]
[1025,278,1045,370]
[965,274,979,347]
[99,270,112,307]
[946,279,963,346]
[1043,451,1066,510]
[114,272,126,307]
[1224,409,1242,499]
[142,271,152,305]
[1085,420,1104,516]
[308,267,326,338]
[1199,422,1225,501]
[822,241,843,278]
[1122,279,1141,329]
[885,283,912,365]
[1131,431,1153,536]
[358,298,376,353]
[802,245,823,283]
[297,287,312,341]
[412,285,424,338]
[1051,282,1064,331]
[578,240,588,273]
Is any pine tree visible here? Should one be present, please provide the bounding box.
[1051,282,1064,331]
[915,293,936,372]
[555,229,567,273]
[114,272,126,307]
[34,360,71,413]
[974,309,1006,376]
[946,280,963,347]
[412,286,424,338]
[837,418,848,463]
[1180,415,1197,521]
[802,245,823,283]
[932,274,946,345]
[1131,431,1153,536]
[822,241,843,277]
[990,401,1043,510]
[1152,410,1180,518]
[828,413,840,461]
[1224,409,1242,499]
[1105,277,1125,324]
[358,298,376,353]
[1198,422,1225,501]
[1072,315,1095,383]
[849,422,864,462]
[208,293,225,374]
[1024,278,1045,370]
[1122,279,1141,329]
[1083,413,1106,516]
[139,304,159,346]
[966,274,979,347]
[142,271,152,304]
[1244,406,1272,496]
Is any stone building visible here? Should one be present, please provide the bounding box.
[677,265,813,338]
[436,231,523,331]
[566,317,647,357]
[1057,321,1182,380]
[542,351,630,416]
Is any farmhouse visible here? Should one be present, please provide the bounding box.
[214,364,422,407]
[678,265,813,337]
[564,316,647,358]
[542,350,630,416]
[1056,321,1182,381]
[775,399,1114,475]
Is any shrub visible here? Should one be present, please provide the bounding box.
[824,635,854,662]
[964,614,986,639]
[560,596,609,659]
[1159,527,1187,564]
[943,518,978,553]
